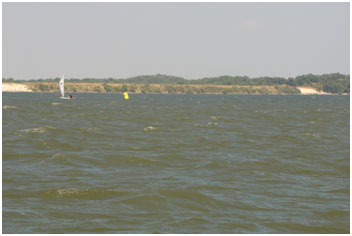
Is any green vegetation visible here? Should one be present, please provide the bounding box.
[2,73,349,94]
[12,82,300,94]
[293,73,350,94]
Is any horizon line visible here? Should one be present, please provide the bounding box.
[2,72,350,81]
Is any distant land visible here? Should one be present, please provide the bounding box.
[2,73,349,95]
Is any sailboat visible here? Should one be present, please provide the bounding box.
[59,75,65,98]
[59,75,72,99]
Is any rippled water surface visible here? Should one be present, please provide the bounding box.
[2,93,350,233]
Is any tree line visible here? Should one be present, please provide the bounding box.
[24,83,300,94]
[3,73,349,94]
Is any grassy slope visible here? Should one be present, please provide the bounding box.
[21,82,301,94]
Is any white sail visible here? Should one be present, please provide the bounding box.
[59,75,64,97]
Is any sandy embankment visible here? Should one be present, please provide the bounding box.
[2,83,32,92]
[297,87,330,95]
[1,82,335,95]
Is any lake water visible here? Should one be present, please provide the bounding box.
[2,93,350,233]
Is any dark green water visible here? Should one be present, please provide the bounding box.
[2,93,350,233]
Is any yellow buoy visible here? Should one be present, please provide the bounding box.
[123,92,129,100]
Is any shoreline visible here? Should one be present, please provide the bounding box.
[2,83,32,92]
[296,87,332,95]
[2,91,343,95]
[2,82,345,95]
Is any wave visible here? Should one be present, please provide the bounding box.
[143,126,158,132]
[194,122,218,127]
[51,152,66,159]
[171,216,212,226]
[176,116,190,121]
[262,221,349,234]
[107,154,170,167]
[44,152,86,167]
[159,188,232,212]
[3,105,16,109]
[20,126,56,133]
[78,127,101,132]
[302,132,321,138]
[44,188,130,199]
[3,208,49,222]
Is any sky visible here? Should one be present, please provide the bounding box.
[2,2,350,80]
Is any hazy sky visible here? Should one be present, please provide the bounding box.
[2,2,350,80]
